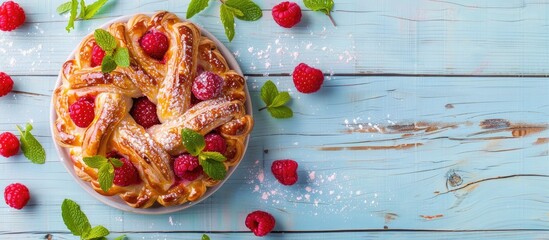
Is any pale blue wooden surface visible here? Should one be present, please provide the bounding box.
[1,0,549,239]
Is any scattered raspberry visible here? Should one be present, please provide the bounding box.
[0,132,19,158]
[4,183,29,210]
[192,71,224,101]
[113,157,140,186]
[292,63,324,94]
[130,97,160,129]
[245,210,276,237]
[0,1,25,32]
[91,44,106,67]
[0,72,14,97]
[139,31,169,60]
[272,1,302,28]
[173,154,203,181]
[271,159,298,186]
[204,133,227,154]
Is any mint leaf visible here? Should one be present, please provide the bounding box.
[110,158,123,168]
[83,225,109,240]
[181,128,205,156]
[303,0,336,26]
[98,163,114,192]
[83,0,108,20]
[16,123,46,164]
[83,156,108,169]
[101,55,117,73]
[79,0,87,19]
[202,234,211,240]
[224,5,244,17]
[225,0,262,21]
[113,47,130,67]
[200,158,226,180]
[260,80,278,106]
[57,1,72,14]
[186,0,210,19]
[62,199,92,237]
[268,106,293,119]
[114,235,127,240]
[271,92,290,108]
[66,0,78,32]
[200,151,226,162]
[94,29,117,51]
[219,4,235,42]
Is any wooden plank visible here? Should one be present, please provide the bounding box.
[0,76,547,232]
[2,231,549,240]
[3,0,549,76]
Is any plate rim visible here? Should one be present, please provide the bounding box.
[49,12,252,215]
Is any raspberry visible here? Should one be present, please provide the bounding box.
[272,1,302,28]
[173,154,203,181]
[292,63,324,94]
[204,133,227,154]
[245,210,276,237]
[192,71,224,101]
[91,44,106,67]
[271,159,298,186]
[69,96,95,128]
[113,157,140,186]
[4,183,29,209]
[0,1,25,32]
[0,72,14,97]
[139,31,169,60]
[0,132,19,158]
[130,97,160,129]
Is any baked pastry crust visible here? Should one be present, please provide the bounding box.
[53,12,253,208]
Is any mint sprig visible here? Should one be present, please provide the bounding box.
[202,234,211,240]
[62,199,125,240]
[83,155,123,192]
[16,123,46,164]
[58,0,109,33]
[303,0,336,26]
[181,128,227,180]
[259,80,293,119]
[93,29,130,73]
[186,0,262,41]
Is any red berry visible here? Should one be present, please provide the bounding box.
[130,97,160,129]
[204,133,227,154]
[245,210,276,237]
[139,31,169,60]
[69,96,95,128]
[0,132,19,158]
[272,1,302,28]
[192,71,224,101]
[0,72,14,97]
[0,1,25,32]
[113,158,140,186]
[173,154,203,181]
[4,183,29,209]
[91,44,106,67]
[271,159,298,186]
[292,63,324,94]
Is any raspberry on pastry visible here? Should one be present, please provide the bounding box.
[173,154,203,181]
[91,44,106,67]
[192,71,224,101]
[69,96,95,128]
[204,133,227,154]
[114,157,140,186]
[130,97,160,129]
[139,31,169,60]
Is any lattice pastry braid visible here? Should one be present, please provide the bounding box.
[53,12,253,208]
